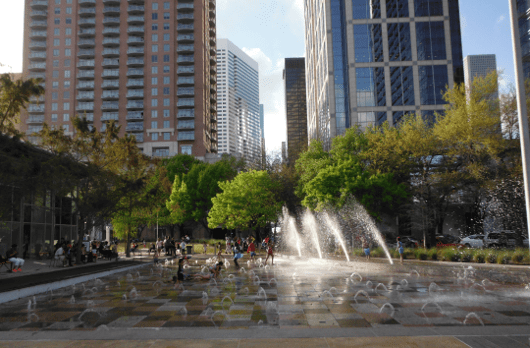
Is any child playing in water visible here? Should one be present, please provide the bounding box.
[153,250,159,265]
[247,241,256,261]
[191,261,223,280]
[362,238,370,261]
[265,243,274,266]
[396,237,404,264]
[203,242,208,254]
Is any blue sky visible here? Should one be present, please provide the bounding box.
[0,0,517,152]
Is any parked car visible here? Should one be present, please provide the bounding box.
[399,236,419,248]
[460,235,484,249]
[435,234,463,248]
[483,231,517,249]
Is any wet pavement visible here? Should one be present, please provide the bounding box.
[0,255,529,347]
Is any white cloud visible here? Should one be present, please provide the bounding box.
[497,15,506,24]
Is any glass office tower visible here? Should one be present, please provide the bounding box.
[284,58,308,162]
[304,0,464,148]
[516,0,530,78]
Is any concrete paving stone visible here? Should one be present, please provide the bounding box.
[332,313,364,320]
[107,316,146,327]
[326,336,469,348]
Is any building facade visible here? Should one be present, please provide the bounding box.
[517,0,530,78]
[283,58,308,162]
[216,39,260,160]
[304,0,464,147]
[21,0,218,158]
[464,54,497,87]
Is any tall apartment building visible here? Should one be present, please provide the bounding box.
[516,0,530,78]
[304,0,464,148]
[283,57,308,162]
[21,0,217,158]
[216,39,260,160]
[464,54,497,87]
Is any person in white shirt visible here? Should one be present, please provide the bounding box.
[55,245,66,266]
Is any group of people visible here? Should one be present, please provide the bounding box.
[362,236,405,264]
[149,235,191,257]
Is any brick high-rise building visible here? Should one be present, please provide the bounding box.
[21,0,217,158]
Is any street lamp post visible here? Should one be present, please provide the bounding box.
[509,0,530,253]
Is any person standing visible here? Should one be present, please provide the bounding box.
[247,241,256,262]
[362,238,370,260]
[396,237,404,264]
[156,238,163,255]
[180,239,187,255]
[233,244,242,268]
[6,244,24,272]
[203,242,208,254]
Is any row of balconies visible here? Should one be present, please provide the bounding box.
[177,55,194,64]
[103,7,120,14]
[30,1,47,9]
[29,41,46,49]
[127,26,144,34]
[128,16,144,24]
[128,5,144,13]
[177,66,194,75]
[29,20,47,29]
[126,123,143,132]
[177,109,194,119]
[126,111,143,120]
[79,7,96,16]
[127,79,144,87]
[127,36,144,45]
[177,87,194,97]
[104,17,121,25]
[177,34,194,43]
[29,31,47,39]
[177,23,194,32]
[177,98,194,108]
[177,14,194,22]
[127,69,143,77]
[103,27,120,35]
[177,3,194,11]
[78,39,95,47]
[29,51,46,60]
[79,18,96,26]
[28,104,45,113]
[30,10,47,18]
[178,77,194,86]
[29,72,45,80]
[127,58,144,66]
[177,44,194,53]
[177,121,195,130]
[102,112,119,121]
[28,63,46,71]
[126,101,144,109]
[77,59,95,68]
[102,80,119,88]
[103,38,120,46]
[26,115,45,124]
[79,28,96,37]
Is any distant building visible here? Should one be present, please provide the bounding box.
[283,58,308,163]
[304,0,464,148]
[281,141,287,163]
[216,39,261,161]
[464,54,497,88]
[259,104,265,139]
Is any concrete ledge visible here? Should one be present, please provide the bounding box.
[0,263,147,304]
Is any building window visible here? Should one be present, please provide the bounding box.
[419,65,448,105]
[63,91,70,98]
[163,87,170,95]
[163,54,170,62]
[162,44,169,52]
[152,77,158,85]
[163,98,169,106]
[54,18,60,25]
[152,13,158,20]
[390,66,415,106]
[53,49,60,57]
[180,145,192,154]
[152,99,158,107]
[152,66,159,74]
[152,133,158,141]
[53,60,59,67]
[163,33,170,41]
[54,28,60,36]
[55,0,60,3]
[54,39,60,46]
[152,34,158,42]
[356,67,386,107]
[63,125,69,132]
[66,7,72,14]
[163,76,170,84]
[164,2,170,9]
[352,0,381,19]
[152,88,158,96]
[65,18,71,24]
[152,24,158,30]
[64,80,70,88]
[354,24,383,63]
[416,22,446,60]
[53,70,59,78]
[66,0,71,3]
[65,49,71,56]
[64,59,70,67]
[152,45,158,52]
[65,38,71,46]
[151,121,158,129]
[63,113,70,121]
[388,23,412,61]
[63,103,70,111]
[414,0,443,17]
[163,66,170,73]
[64,70,71,78]
[52,103,58,111]
[66,28,71,35]
[163,23,170,30]
[163,12,170,19]
[52,81,59,88]
[152,55,158,62]
[152,2,158,10]
[52,92,58,100]
[163,109,170,117]
[152,110,158,118]
[163,120,170,128]
[52,114,58,122]
[163,132,170,140]
[386,0,409,18]
[54,7,60,14]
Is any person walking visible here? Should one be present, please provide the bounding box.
[247,241,256,261]
[265,243,274,266]
[6,244,24,272]
[156,238,163,255]
[396,237,404,264]
[233,244,242,268]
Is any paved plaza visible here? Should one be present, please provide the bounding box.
[0,255,529,347]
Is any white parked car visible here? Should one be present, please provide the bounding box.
[460,235,484,249]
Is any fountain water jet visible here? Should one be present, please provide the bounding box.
[322,211,350,262]
[303,209,322,259]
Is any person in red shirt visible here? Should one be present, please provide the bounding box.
[265,243,274,266]
[247,241,256,261]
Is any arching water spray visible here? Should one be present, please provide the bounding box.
[323,211,350,262]
[303,209,322,259]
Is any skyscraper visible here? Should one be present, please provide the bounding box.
[21,0,217,158]
[259,104,264,139]
[464,54,497,88]
[516,0,530,78]
[216,39,260,160]
[304,0,464,148]
[283,58,308,162]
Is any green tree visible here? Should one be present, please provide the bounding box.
[0,73,44,136]
[208,170,283,234]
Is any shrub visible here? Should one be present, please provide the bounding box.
[414,248,428,260]
[511,249,526,264]
[472,249,486,263]
[486,250,499,264]
[440,248,460,262]
[461,249,473,262]
[497,251,511,264]
[371,247,385,258]
[427,248,438,261]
